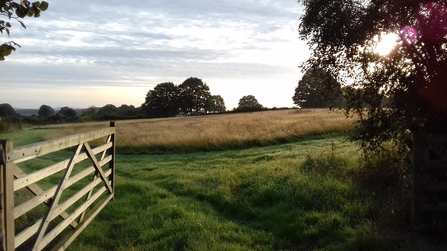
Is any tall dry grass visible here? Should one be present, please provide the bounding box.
[42,109,354,152]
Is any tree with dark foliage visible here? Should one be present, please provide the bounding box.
[142,82,179,118]
[178,77,211,116]
[96,104,118,119]
[0,103,16,117]
[58,106,77,119]
[38,104,54,118]
[293,68,342,109]
[236,95,263,112]
[206,95,226,113]
[298,0,447,150]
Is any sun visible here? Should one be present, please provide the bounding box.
[375,33,399,56]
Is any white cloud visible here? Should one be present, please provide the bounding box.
[1,0,308,109]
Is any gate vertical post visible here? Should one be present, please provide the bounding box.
[0,140,14,251]
[0,142,4,251]
[109,122,116,200]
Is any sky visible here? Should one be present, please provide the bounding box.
[1,0,309,110]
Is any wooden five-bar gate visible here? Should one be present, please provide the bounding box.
[0,122,116,251]
[407,131,447,232]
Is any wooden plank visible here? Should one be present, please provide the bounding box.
[14,159,70,191]
[13,156,111,219]
[12,164,79,229]
[32,144,83,251]
[14,185,57,219]
[49,171,111,223]
[1,140,15,251]
[62,156,112,188]
[79,133,111,223]
[15,175,110,249]
[84,143,113,194]
[15,218,42,249]
[0,145,5,251]
[50,194,114,251]
[35,186,108,251]
[14,170,113,249]
[109,122,116,200]
[4,162,14,251]
[79,170,98,224]
[8,127,115,164]
[14,142,112,191]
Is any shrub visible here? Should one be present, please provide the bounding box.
[0,116,22,133]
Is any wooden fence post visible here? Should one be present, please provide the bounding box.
[0,140,14,251]
[0,142,4,251]
[109,122,116,200]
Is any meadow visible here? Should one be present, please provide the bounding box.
[1,109,445,250]
[40,109,354,153]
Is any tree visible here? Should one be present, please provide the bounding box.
[96,104,118,119]
[206,95,226,113]
[58,106,77,118]
[118,104,137,116]
[1,0,49,60]
[38,104,54,118]
[293,68,342,109]
[178,77,211,116]
[236,95,263,112]
[298,0,447,150]
[142,82,179,118]
[0,103,16,117]
[79,106,98,122]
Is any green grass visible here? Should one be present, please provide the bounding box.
[0,128,51,147]
[5,128,446,250]
[67,137,383,251]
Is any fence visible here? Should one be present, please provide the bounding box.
[406,131,447,232]
[0,122,116,251]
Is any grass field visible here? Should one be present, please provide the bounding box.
[0,109,445,250]
[40,109,354,153]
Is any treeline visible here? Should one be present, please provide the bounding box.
[0,76,273,132]
[0,103,145,132]
[141,77,266,117]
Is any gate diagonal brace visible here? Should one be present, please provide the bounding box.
[83,143,113,194]
[32,143,83,251]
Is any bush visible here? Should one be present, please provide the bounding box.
[0,116,22,133]
[354,148,412,233]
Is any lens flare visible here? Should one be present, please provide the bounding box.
[400,26,418,46]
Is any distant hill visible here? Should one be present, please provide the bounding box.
[15,108,39,116]
[14,108,86,117]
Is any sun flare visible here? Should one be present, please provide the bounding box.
[375,33,399,56]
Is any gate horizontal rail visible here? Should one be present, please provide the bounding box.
[0,122,116,251]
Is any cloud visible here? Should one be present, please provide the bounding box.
[1,0,307,109]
